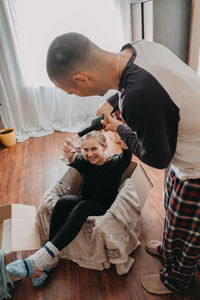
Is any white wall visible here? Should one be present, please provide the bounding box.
[188,0,200,74]
[153,0,191,63]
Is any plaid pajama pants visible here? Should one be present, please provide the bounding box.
[159,169,200,292]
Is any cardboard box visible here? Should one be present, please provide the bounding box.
[122,160,153,208]
[0,204,41,281]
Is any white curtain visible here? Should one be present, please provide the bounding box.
[0,0,125,142]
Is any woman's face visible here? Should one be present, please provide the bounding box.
[82,137,107,165]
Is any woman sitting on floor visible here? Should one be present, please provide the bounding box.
[6,131,132,285]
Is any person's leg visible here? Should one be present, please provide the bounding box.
[145,166,171,258]
[6,195,80,279]
[49,195,81,240]
[6,199,108,279]
[6,240,59,279]
[160,172,200,292]
[142,170,200,294]
[50,199,108,250]
[32,195,80,286]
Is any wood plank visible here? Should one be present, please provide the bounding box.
[0,131,199,300]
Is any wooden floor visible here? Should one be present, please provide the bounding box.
[0,131,199,300]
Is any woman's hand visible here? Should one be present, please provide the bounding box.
[63,138,76,164]
[102,112,123,132]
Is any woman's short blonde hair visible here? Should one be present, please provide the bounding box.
[81,131,107,148]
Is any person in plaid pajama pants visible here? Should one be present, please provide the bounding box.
[46,33,200,294]
[159,169,200,292]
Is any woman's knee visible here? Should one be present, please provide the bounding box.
[54,195,80,214]
[54,198,67,211]
[75,200,106,217]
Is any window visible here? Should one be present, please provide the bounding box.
[131,0,153,42]
[15,0,124,87]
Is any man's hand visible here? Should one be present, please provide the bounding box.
[96,101,113,116]
[102,112,123,132]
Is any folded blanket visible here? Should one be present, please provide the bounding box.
[36,166,142,275]
[0,250,14,300]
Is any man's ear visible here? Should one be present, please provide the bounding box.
[72,74,89,85]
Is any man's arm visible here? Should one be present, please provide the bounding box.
[103,109,179,170]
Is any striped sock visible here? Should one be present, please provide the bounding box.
[32,255,59,287]
[6,242,59,279]
[29,241,59,271]
[32,266,51,287]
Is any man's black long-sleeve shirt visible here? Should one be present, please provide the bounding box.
[108,42,180,169]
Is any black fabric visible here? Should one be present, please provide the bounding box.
[49,195,110,251]
[107,92,119,110]
[107,43,180,169]
[69,148,132,206]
